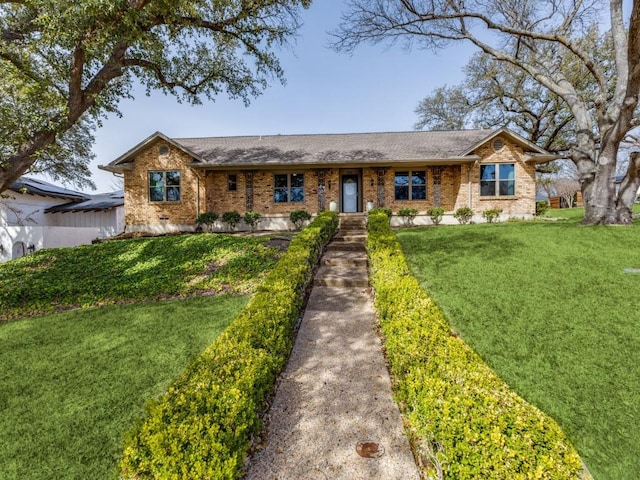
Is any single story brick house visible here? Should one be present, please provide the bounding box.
[99,127,555,232]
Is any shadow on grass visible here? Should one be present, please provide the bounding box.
[0,233,279,320]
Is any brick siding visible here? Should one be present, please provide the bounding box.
[123,135,538,227]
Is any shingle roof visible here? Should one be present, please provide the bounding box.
[175,130,494,167]
[100,127,557,173]
[10,177,88,201]
[45,191,124,213]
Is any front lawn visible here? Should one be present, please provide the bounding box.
[0,233,280,320]
[0,295,246,480]
[397,220,640,480]
[0,232,286,479]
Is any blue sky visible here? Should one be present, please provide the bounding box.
[89,2,474,192]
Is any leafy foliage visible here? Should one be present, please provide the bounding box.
[289,209,312,230]
[453,206,473,224]
[366,212,584,479]
[426,206,445,225]
[536,201,550,216]
[119,212,339,480]
[0,234,280,321]
[243,211,262,232]
[222,211,242,231]
[196,211,219,231]
[0,0,311,191]
[482,207,503,223]
[398,207,418,226]
[368,206,392,218]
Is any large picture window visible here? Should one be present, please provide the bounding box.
[395,171,426,200]
[149,170,181,202]
[480,164,515,197]
[274,173,305,203]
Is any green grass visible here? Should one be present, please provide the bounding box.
[0,295,247,480]
[0,233,280,320]
[397,221,640,480]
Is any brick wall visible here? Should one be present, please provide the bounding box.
[204,169,342,216]
[123,135,538,228]
[123,140,204,227]
[464,137,537,215]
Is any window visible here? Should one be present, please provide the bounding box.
[228,174,238,191]
[274,173,304,203]
[158,145,169,156]
[395,171,426,200]
[480,163,515,196]
[149,170,181,202]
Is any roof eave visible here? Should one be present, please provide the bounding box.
[188,156,480,170]
[104,131,206,169]
[460,127,553,157]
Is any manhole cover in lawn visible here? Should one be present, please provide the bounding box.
[356,441,384,458]
[623,268,640,274]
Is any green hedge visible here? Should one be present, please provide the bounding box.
[120,211,339,480]
[366,211,585,479]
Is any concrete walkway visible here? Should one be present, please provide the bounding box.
[244,215,420,480]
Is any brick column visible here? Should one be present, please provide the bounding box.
[243,171,254,211]
[375,168,387,207]
[432,166,442,207]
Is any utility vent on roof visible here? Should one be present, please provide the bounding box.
[492,138,504,151]
[159,145,169,156]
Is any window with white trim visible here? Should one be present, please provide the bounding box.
[149,170,181,202]
[274,173,305,203]
[394,171,427,200]
[480,163,515,196]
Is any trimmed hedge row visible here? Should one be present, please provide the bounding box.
[366,211,585,479]
[120,211,339,480]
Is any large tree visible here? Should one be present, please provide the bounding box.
[0,0,310,192]
[333,0,640,224]
[414,52,578,153]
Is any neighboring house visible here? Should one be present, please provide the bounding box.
[0,177,124,262]
[99,127,557,232]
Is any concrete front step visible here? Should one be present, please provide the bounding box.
[326,242,366,252]
[333,234,367,243]
[322,250,368,266]
[314,265,370,287]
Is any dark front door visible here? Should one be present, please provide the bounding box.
[342,175,358,213]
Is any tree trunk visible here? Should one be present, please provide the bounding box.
[0,131,57,193]
[580,132,619,224]
[615,151,640,223]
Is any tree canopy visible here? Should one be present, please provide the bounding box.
[334,0,640,224]
[0,0,311,192]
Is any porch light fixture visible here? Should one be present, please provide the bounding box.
[0,244,4,254]
[328,180,332,190]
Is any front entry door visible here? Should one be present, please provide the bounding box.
[342,175,358,213]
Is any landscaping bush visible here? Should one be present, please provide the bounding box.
[243,211,262,232]
[196,211,218,231]
[398,207,418,226]
[426,206,445,225]
[368,206,392,218]
[366,211,584,479]
[536,200,550,216]
[453,206,473,224]
[482,207,503,223]
[120,211,339,480]
[289,209,312,230]
[222,211,242,231]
